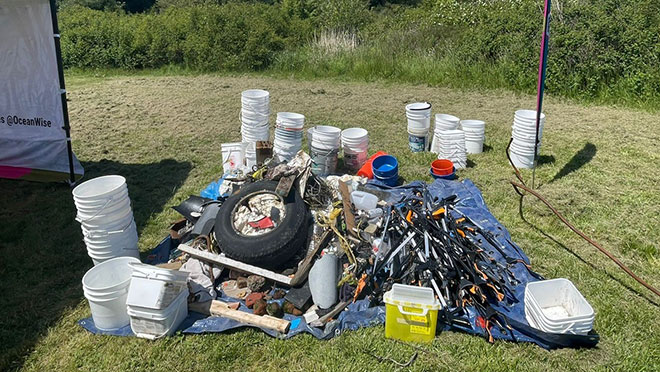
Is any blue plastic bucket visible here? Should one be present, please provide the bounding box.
[375,174,399,187]
[429,168,456,180]
[372,155,399,178]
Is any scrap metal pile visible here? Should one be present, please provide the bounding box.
[364,187,556,342]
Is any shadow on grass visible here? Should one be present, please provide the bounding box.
[550,143,596,182]
[0,159,191,371]
[537,154,555,166]
[517,201,659,308]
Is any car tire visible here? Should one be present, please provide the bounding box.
[214,180,308,268]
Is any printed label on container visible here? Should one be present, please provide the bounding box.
[410,324,432,335]
[408,134,426,152]
[409,315,428,324]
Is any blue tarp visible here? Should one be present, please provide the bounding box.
[79,178,597,348]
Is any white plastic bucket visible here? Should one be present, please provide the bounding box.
[515,109,545,122]
[73,175,127,202]
[405,102,431,131]
[76,202,133,226]
[341,128,368,144]
[221,142,246,174]
[82,256,139,330]
[465,139,484,154]
[276,112,305,129]
[341,128,369,171]
[460,119,485,129]
[88,249,139,266]
[127,288,189,339]
[311,125,341,150]
[435,114,460,129]
[75,195,130,216]
[311,146,339,176]
[242,89,269,101]
[437,130,467,169]
[241,89,269,111]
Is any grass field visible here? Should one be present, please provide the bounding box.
[1,73,658,371]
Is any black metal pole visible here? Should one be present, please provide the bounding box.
[48,0,76,185]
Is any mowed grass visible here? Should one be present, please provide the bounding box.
[0,73,658,372]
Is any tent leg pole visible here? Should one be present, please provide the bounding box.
[49,0,76,185]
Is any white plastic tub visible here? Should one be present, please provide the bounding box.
[127,288,189,339]
[127,263,189,310]
[524,279,594,334]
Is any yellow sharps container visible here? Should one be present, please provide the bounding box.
[383,284,441,343]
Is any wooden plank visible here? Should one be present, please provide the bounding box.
[289,230,331,287]
[178,244,293,285]
[189,300,290,333]
[338,181,357,237]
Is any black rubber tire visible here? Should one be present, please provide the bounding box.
[214,180,308,268]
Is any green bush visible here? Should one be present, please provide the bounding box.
[60,3,305,70]
[58,0,660,106]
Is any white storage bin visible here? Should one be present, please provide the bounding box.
[127,288,189,339]
[524,279,594,335]
[127,263,189,310]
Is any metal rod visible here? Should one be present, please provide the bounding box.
[533,0,552,189]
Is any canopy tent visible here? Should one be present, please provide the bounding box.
[0,0,83,183]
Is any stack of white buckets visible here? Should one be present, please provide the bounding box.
[437,130,467,169]
[274,112,305,162]
[460,120,486,154]
[241,89,271,168]
[430,114,460,153]
[510,109,545,168]
[73,175,139,265]
[341,128,369,172]
[406,102,432,152]
[309,125,341,175]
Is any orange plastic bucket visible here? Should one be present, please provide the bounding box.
[431,159,454,176]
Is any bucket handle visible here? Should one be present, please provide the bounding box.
[75,196,115,223]
[128,262,165,280]
[83,219,134,238]
[397,305,428,317]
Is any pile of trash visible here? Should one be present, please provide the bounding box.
[75,91,599,350]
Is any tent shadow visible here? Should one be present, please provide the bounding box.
[0,159,191,371]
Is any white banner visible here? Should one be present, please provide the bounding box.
[0,0,83,178]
